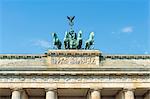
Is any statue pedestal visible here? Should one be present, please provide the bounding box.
[46,50,101,68]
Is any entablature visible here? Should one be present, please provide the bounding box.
[0,50,150,68]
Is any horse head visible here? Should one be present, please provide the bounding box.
[52,33,57,39]
[85,32,94,49]
[52,33,62,49]
[90,32,94,40]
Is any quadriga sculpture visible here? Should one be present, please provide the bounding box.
[52,16,95,50]
[85,32,94,49]
[64,30,83,49]
[52,33,62,49]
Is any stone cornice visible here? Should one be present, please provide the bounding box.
[47,50,101,56]
[0,69,150,76]
[0,54,150,60]
[0,74,149,84]
[103,55,150,59]
[0,54,45,59]
[1,50,150,67]
[0,67,150,71]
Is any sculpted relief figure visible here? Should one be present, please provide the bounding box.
[69,30,77,49]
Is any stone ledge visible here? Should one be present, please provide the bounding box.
[0,68,150,76]
[0,67,150,71]
[0,54,150,60]
[0,54,45,59]
[103,55,150,59]
[47,50,101,56]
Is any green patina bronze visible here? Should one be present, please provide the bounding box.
[64,30,82,49]
[85,32,94,49]
[52,16,94,50]
[52,33,62,49]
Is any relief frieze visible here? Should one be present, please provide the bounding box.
[0,75,149,83]
[51,56,96,65]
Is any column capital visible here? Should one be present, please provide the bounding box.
[145,89,150,95]
[90,87,102,92]
[45,88,57,92]
[123,88,135,92]
[11,88,23,92]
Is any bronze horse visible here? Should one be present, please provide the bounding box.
[52,33,62,49]
[85,32,94,49]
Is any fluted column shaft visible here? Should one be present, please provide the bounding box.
[91,89,101,99]
[115,91,124,99]
[21,90,28,99]
[144,90,150,99]
[46,88,57,99]
[124,89,134,99]
[11,88,21,99]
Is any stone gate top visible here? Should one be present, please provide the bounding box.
[0,50,150,71]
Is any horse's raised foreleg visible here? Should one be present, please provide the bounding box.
[85,42,88,49]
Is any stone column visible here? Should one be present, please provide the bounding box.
[144,90,150,99]
[21,90,28,99]
[55,90,58,99]
[90,89,101,99]
[45,88,57,99]
[11,88,22,99]
[123,88,134,99]
[87,89,91,99]
[115,90,124,99]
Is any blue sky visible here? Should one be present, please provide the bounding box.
[0,0,150,54]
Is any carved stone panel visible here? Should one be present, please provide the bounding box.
[46,50,101,66]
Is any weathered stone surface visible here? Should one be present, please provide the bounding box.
[0,75,149,83]
[1,50,150,68]
[101,59,150,66]
[0,50,149,98]
[0,58,46,66]
[46,50,100,67]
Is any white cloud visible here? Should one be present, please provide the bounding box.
[121,26,133,33]
[144,51,148,54]
[33,40,52,49]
